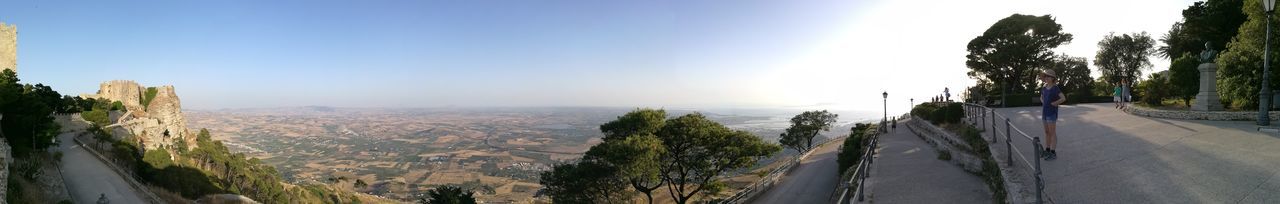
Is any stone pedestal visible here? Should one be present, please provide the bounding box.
[1193,63,1224,111]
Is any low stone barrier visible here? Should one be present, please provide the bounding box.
[1123,104,1280,121]
[905,117,983,173]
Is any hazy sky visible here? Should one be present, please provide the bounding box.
[0,0,1197,114]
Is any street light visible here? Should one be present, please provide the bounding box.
[1261,0,1277,126]
[883,91,889,126]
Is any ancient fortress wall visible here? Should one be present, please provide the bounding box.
[0,22,15,73]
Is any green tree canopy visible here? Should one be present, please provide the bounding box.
[539,160,631,204]
[1095,32,1157,84]
[419,186,476,204]
[778,110,838,153]
[1160,0,1247,59]
[1169,53,1202,106]
[1217,0,1280,109]
[966,14,1074,102]
[583,134,666,204]
[599,108,666,141]
[1048,55,1094,96]
[657,113,781,204]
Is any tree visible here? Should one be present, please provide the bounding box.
[354,179,368,189]
[596,109,667,203]
[0,69,61,156]
[539,160,631,204]
[599,108,666,141]
[657,113,781,204]
[1160,0,1247,60]
[966,14,1074,106]
[1217,0,1280,109]
[778,110,838,153]
[583,134,665,204]
[1169,53,1202,106]
[1048,55,1094,97]
[418,186,476,204]
[1095,32,1156,84]
[1138,71,1174,105]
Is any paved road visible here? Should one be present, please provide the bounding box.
[983,103,1280,203]
[751,137,846,204]
[55,117,149,204]
[861,120,991,203]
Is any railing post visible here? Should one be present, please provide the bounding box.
[1034,137,1044,204]
[1005,118,1012,166]
[857,158,866,201]
[990,110,997,143]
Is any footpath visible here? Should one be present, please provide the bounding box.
[860,119,991,204]
[986,103,1280,203]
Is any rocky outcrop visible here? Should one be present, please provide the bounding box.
[84,80,195,151]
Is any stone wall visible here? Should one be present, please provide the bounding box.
[1123,105,1280,121]
[0,22,16,73]
[0,137,10,204]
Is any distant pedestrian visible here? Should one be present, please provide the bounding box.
[1122,79,1132,105]
[1113,82,1124,109]
[1039,69,1065,161]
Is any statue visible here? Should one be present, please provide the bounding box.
[1200,42,1218,63]
[1193,41,1224,111]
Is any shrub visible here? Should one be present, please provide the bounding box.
[937,150,952,161]
[836,123,873,175]
[81,108,110,126]
[111,101,124,111]
[141,87,158,110]
[911,102,963,125]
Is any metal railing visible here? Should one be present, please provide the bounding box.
[961,103,1046,204]
[833,120,884,204]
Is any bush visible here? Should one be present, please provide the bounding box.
[81,108,110,126]
[936,150,952,161]
[111,101,124,111]
[911,102,963,125]
[141,87,158,110]
[836,123,874,175]
[1138,72,1173,106]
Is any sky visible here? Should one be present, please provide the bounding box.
[0,0,1199,115]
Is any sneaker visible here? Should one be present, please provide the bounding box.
[1046,151,1057,161]
[1042,148,1051,159]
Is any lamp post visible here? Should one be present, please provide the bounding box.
[883,91,889,126]
[1262,0,1277,126]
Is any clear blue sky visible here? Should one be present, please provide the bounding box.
[1,0,1196,113]
[0,0,872,109]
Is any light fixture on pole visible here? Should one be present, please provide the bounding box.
[883,91,889,125]
[1261,0,1277,126]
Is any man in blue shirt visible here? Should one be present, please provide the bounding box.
[1039,69,1066,161]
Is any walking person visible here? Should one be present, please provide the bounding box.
[1114,82,1124,109]
[1039,70,1066,161]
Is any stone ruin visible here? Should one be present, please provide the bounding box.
[82,80,196,151]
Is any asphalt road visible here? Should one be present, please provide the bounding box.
[56,117,148,204]
[750,137,846,204]
[985,103,1280,203]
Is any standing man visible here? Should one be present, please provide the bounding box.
[944,87,951,102]
[1039,70,1066,161]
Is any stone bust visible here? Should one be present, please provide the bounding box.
[1200,42,1218,63]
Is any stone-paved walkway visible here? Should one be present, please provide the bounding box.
[861,119,991,204]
